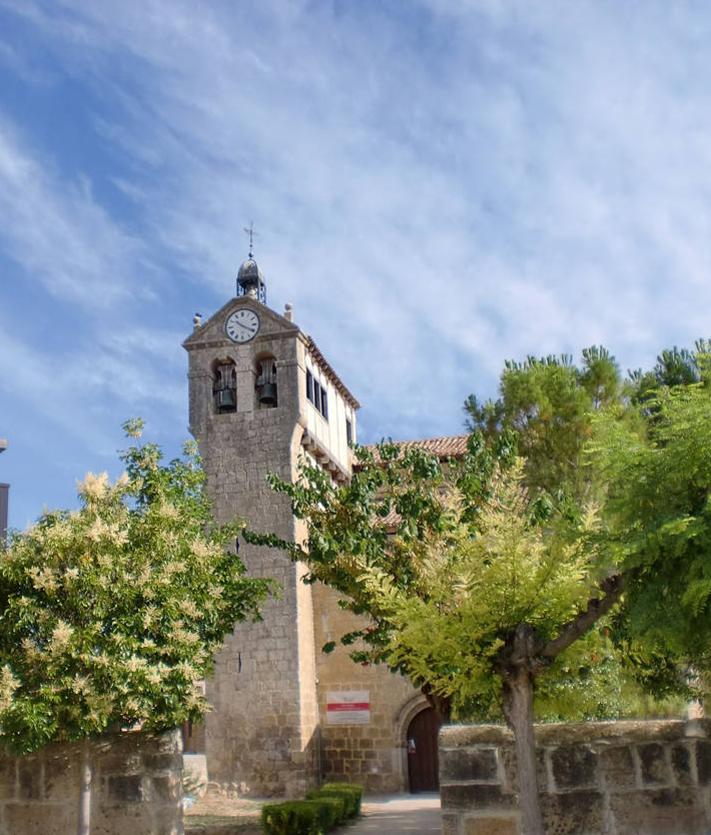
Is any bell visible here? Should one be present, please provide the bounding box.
[258,382,278,406]
[216,388,236,410]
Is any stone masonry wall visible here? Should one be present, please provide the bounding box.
[313,582,424,793]
[0,730,182,835]
[187,309,320,797]
[440,720,711,835]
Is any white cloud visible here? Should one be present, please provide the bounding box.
[0,118,151,310]
[3,0,711,503]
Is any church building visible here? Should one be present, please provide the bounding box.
[182,252,467,797]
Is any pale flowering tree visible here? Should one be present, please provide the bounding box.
[0,420,271,835]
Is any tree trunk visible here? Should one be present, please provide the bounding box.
[77,739,92,835]
[501,646,545,835]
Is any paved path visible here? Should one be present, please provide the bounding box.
[344,793,441,834]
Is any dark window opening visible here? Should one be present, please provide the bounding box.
[307,368,329,420]
[346,418,353,446]
[313,380,321,413]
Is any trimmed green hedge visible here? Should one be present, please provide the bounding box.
[309,783,363,818]
[262,783,363,834]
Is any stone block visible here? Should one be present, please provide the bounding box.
[143,753,183,772]
[0,757,15,800]
[696,740,711,785]
[498,744,546,793]
[17,759,41,800]
[152,775,182,802]
[4,802,75,834]
[551,745,598,790]
[441,748,499,783]
[106,774,145,802]
[600,745,636,790]
[442,726,512,748]
[463,816,520,835]
[440,783,515,811]
[541,789,605,835]
[91,806,154,835]
[671,743,693,786]
[637,742,670,785]
[610,788,706,835]
[43,754,78,801]
[441,812,460,835]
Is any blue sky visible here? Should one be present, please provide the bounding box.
[2,0,711,529]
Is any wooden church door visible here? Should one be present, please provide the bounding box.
[407,707,441,792]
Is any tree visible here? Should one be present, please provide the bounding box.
[0,421,271,835]
[250,345,711,834]
[590,372,711,674]
[248,436,627,834]
[464,346,624,495]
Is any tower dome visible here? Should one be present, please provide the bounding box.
[236,256,267,303]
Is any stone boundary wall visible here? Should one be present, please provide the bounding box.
[0,729,182,835]
[440,719,711,835]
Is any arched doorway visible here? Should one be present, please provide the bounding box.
[406,707,441,793]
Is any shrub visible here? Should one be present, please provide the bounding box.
[319,783,363,817]
[261,798,333,835]
[261,783,363,833]
[304,792,348,824]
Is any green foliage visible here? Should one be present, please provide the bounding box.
[262,785,362,834]
[351,460,610,716]
[250,436,617,719]
[246,434,516,686]
[306,783,362,818]
[0,423,272,754]
[590,377,711,668]
[464,347,624,495]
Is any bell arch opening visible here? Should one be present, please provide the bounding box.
[255,354,278,409]
[212,358,236,414]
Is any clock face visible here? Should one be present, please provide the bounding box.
[225,308,260,343]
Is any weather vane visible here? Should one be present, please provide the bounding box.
[244,222,257,258]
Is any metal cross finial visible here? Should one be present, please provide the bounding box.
[243,222,256,258]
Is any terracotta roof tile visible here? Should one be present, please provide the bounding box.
[363,434,470,463]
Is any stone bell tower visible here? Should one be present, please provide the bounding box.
[183,254,358,796]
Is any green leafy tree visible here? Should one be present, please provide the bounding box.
[464,347,624,495]
[251,343,711,834]
[248,438,628,834]
[590,371,711,674]
[0,421,271,835]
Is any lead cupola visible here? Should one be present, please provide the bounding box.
[236,256,266,303]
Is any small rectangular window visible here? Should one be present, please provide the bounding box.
[314,381,321,413]
[306,370,313,403]
[346,418,352,445]
[321,388,328,421]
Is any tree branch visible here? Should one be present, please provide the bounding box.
[538,573,626,662]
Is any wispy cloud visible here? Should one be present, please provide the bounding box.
[0,118,150,310]
[3,0,711,522]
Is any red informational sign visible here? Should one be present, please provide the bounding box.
[326,690,370,725]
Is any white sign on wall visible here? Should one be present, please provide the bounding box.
[326,690,370,725]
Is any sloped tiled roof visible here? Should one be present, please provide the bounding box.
[363,434,470,463]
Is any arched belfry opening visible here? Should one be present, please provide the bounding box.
[255,355,277,408]
[213,358,237,413]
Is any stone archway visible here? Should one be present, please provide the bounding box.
[394,694,441,793]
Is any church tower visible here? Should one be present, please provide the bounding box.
[183,254,358,796]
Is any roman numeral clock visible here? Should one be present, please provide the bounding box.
[225,308,260,343]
